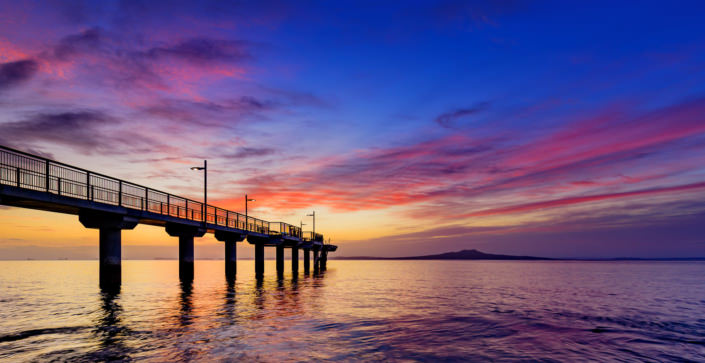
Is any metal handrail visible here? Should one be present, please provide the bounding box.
[301,231,324,242]
[0,145,308,237]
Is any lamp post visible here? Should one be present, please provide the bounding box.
[300,221,306,239]
[307,211,315,237]
[190,160,206,224]
[245,194,255,230]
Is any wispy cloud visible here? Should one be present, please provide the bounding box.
[144,37,252,65]
[140,96,278,127]
[224,147,276,160]
[218,95,705,222]
[0,109,161,154]
[0,59,38,89]
[458,181,705,218]
[434,102,490,128]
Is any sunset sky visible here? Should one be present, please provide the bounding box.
[1,1,704,259]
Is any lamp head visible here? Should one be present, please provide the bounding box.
[190,166,205,170]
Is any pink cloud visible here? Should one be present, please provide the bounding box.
[458,181,705,218]
[214,96,705,222]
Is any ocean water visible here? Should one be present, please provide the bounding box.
[0,260,704,361]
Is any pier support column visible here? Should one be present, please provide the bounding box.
[225,241,236,276]
[255,242,265,277]
[166,223,205,281]
[179,235,195,280]
[303,248,311,274]
[79,211,138,288]
[291,246,299,273]
[276,245,285,276]
[320,250,328,271]
[313,247,320,273]
[215,231,246,278]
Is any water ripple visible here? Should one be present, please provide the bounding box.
[0,260,704,361]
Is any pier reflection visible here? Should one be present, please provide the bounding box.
[91,285,131,361]
[221,276,237,324]
[247,271,327,323]
[92,263,332,361]
[178,279,194,328]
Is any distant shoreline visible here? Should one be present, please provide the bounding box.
[330,249,705,261]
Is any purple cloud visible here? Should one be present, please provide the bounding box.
[434,102,490,128]
[0,59,38,89]
[144,37,252,65]
[224,147,276,159]
[0,110,161,154]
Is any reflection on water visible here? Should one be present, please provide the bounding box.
[1,260,704,361]
[92,286,131,361]
[222,277,236,324]
[178,279,194,328]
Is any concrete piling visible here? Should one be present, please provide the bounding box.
[303,248,311,273]
[255,242,265,277]
[79,211,138,288]
[166,223,206,281]
[291,246,299,273]
[215,231,245,278]
[276,245,285,276]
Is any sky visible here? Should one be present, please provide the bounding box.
[0,0,704,259]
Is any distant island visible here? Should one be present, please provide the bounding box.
[332,249,552,260]
[332,249,705,261]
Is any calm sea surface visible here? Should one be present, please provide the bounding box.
[1,260,704,362]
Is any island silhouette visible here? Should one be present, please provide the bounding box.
[333,249,551,260]
[333,249,705,261]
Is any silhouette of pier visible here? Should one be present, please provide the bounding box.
[0,145,337,287]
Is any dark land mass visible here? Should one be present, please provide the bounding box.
[332,249,551,260]
[331,249,705,261]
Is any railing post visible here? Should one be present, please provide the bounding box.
[57,177,62,195]
[45,161,49,192]
[167,195,170,216]
[86,172,91,200]
[145,188,149,211]
[160,201,163,214]
[118,181,122,206]
[15,167,20,187]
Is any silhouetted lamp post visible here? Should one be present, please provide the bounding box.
[307,211,315,237]
[300,221,306,238]
[245,194,255,230]
[190,160,207,224]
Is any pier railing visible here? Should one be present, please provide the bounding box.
[301,232,324,242]
[0,145,298,236]
[269,222,302,238]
